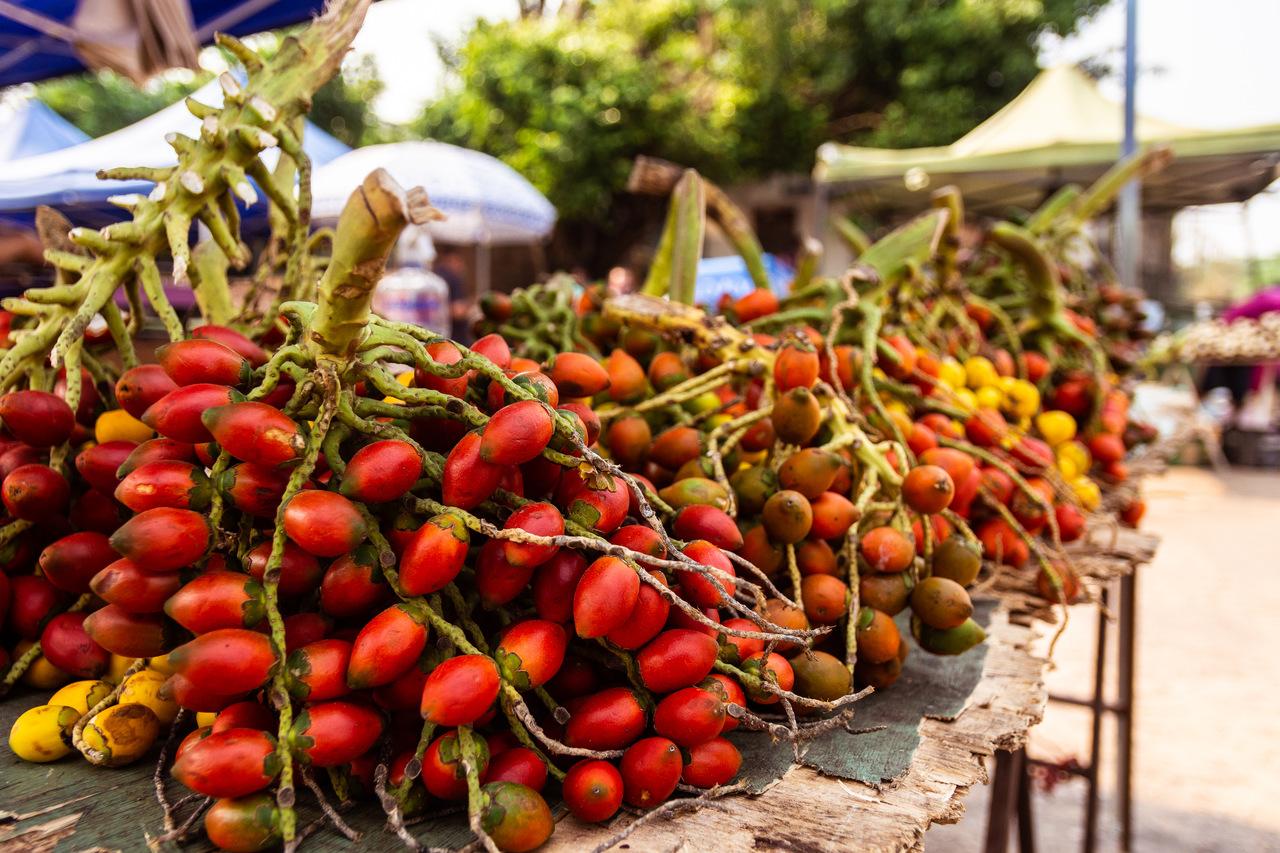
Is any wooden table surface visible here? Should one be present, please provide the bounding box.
[0,605,1046,853]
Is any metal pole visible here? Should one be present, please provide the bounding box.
[1117,0,1142,291]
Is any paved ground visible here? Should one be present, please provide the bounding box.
[927,466,1280,852]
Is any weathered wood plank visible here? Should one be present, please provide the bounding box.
[546,607,1046,853]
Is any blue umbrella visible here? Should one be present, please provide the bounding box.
[0,97,89,160]
[0,76,348,228]
[0,0,339,88]
[694,253,793,308]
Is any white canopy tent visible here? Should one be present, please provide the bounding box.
[310,140,557,296]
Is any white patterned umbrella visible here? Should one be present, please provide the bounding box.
[310,141,556,245]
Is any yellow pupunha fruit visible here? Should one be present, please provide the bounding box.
[106,654,140,684]
[119,670,179,725]
[8,704,78,762]
[95,409,153,444]
[80,703,161,767]
[49,680,114,715]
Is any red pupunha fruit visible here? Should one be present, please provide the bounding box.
[531,550,588,623]
[319,548,386,619]
[2,464,68,521]
[420,654,501,726]
[217,463,291,518]
[38,531,116,594]
[637,629,718,693]
[168,629,275,696]
[287,639,352,702]
[546,352,609,398]
[682,737,742,788]
[563,759,624,822]
[415,340,470,398]
[502,502,563,568]
[902,464,955,514]
[82,605,175,658]
[142,383,236,443]
[283,612,329,652]
[6,573,65,635]
[0,390,74,446]
[291,701,383,768]
[621,737,682,808]
[116,437,197,478]
[558,402,600,447]
[809,491,858,540]
[203,793,281,853]
[115,366,178,420]
[557,468,629,534]
[672,505,743,551]
[605,349,646,403]
[742,651,795,703]
[421,731,489,800]
[472,333,512,369]
[191,324,269,366]
[605,573,671,650]
[774,343,820,391]
[653,686,726,747]
[339,440,421,503]
[165,572,264,634]
[573,556,639,638]
[442,431,504,509]
[282,490,366,558]
[91,558,181,613]
[484,748,547,791]
[400,512,469,596]
[157,339,252,387]
[75,441,137,494]
[859,526,916,573]
[609,525,667,559]
[243,540,323,599]
[481,401,554,466]
[564,687,646,749]
[476,539,537,608]
[649,426,702,471]
[347,604,428,689]
[677,540,736,608]
[70,489,122,534]
[111,507,211,571]
[115,460,211,512]
[172,728,279,798]
[40,612,109,677]
[160,674,242,713]
[480,782,554,852]
[495,620,566,689]
[202,402,305,468]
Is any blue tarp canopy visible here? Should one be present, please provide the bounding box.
[0,0,332,88]
[0,96,88,159]
[0,76,349,229]
[694,253,793,308]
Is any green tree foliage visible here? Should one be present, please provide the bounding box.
[310,54,391,146]
[418,0,1104,222]
[34,44,387,147]
[35,69,208,138]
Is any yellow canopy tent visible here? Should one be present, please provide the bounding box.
[813,65,1280,216]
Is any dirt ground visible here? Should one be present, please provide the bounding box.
[926,466,1280,852]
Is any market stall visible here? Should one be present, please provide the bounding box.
[0,3,1167,852]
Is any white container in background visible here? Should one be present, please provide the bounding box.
[372,226,450,337]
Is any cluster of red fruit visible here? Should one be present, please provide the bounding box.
[2,321,842,853]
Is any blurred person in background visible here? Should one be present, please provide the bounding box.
[434,247,474,344]
[607,265,637,297]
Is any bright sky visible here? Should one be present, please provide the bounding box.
[354,0,1280,264]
